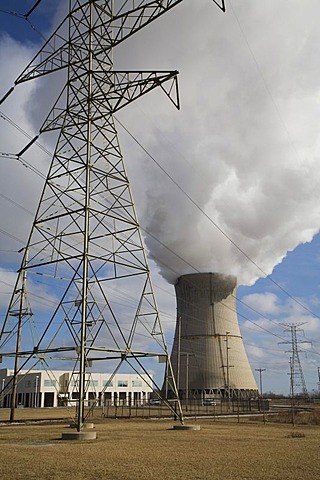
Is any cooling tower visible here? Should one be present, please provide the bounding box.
[167,273,258,399]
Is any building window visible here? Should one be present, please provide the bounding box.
[117,380,128,387]
[44,379,56,387]
[132,379,142,388]
[103,380,113,387]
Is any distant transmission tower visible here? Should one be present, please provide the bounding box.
[280,323,310,398]
[0,1,225,432]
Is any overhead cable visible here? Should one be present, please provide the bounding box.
[115,116,320,322]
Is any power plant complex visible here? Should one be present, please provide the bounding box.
[0,1,262,433]
[166,273,258,400]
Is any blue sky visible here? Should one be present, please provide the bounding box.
[0,0,56,42]
[1,0,320,395]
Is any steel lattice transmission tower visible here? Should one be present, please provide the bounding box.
[0,1,226,430]
[280,323,310,398]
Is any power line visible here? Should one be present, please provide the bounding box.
[0,1,43,19]
[116,116,320,322]
[0,110,52,157]
[0,193,34,216]
[0,111,50,179]
[1,235,316,359]
[0,7,318,327]
[2,109,320,351]
[1,135,319,352]
[0,1,47,43]
[0,5,319,368]
[229,0,305,166]
[0,8,24,19]
[0,228,25,245]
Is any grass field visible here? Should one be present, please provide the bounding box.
[0,411,319,480]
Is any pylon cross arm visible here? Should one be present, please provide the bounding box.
[94,70,180,113]
[40,70,179,132]
[212,0,226,11]
[13,1,185,86]
[11,0,225,87]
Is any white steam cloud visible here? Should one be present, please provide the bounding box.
[117,0,320,286]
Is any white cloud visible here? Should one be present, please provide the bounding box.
[0,268,17,310]
[0,35,50,264]
[0,267,59,313]
[241,292,280,315]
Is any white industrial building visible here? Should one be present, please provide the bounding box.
[0,368,153,408]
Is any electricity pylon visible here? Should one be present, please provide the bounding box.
[0,1,225,430]
[280,323,310,398]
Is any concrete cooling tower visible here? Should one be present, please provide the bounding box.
[167,273,258,400]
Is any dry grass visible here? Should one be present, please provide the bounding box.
[0,406,75,423]
[0,414,319,480]
[269,409,320,425]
